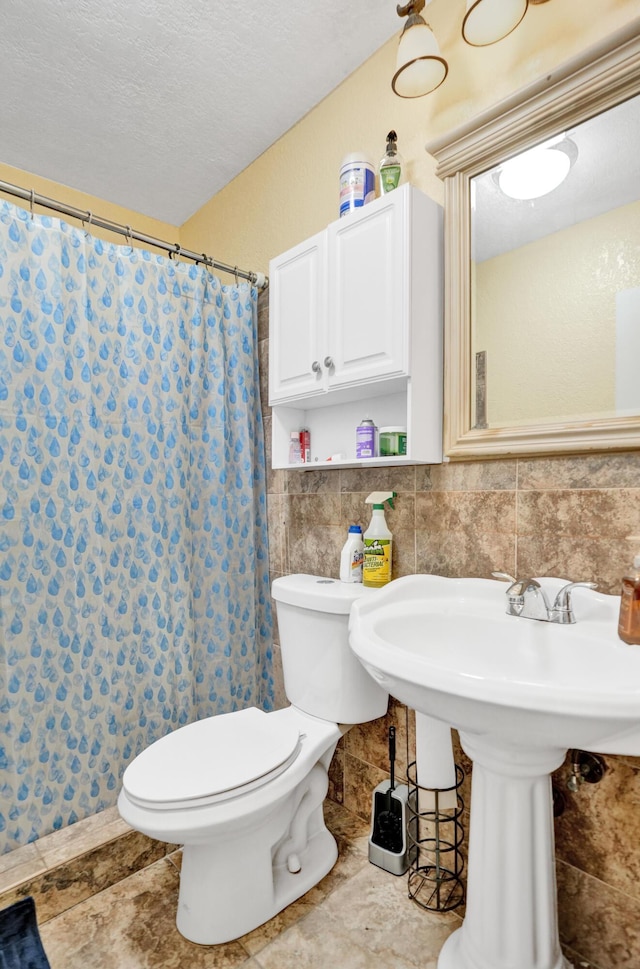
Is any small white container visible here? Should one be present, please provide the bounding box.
[340,525,364,583]
[339,153,376,218]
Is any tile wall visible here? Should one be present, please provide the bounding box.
[258,291,640,969]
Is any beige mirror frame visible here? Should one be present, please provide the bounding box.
[427,20,640,459]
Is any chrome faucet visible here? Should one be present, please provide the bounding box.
[492,572,597,624]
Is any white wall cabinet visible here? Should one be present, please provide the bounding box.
[268,184,443,469]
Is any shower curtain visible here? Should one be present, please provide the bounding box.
[0,200,273,854]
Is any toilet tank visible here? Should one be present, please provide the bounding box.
[271,575,388,724]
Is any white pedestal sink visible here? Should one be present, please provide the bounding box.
[349,575,640,969]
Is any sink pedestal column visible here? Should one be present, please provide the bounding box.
[438,736,570,969]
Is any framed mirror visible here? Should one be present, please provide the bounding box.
[427,21,640,459]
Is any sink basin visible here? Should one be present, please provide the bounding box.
[349,573,640,755]
[348,575,639,969]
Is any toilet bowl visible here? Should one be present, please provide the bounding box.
[118,575,387,945]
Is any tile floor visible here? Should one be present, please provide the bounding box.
[37,801,461,969]
[2,798,597,968]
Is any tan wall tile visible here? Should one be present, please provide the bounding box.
[343,753,387,821]
[287,524,344,576]
[417,530,516,578]
[328,741,344,805]
[339,466,416,495]
[553,754,640,901]
[517,489,640,540]
[416,490,516,534]
[392,526,417,577]
[345,700,410,780]
[266,493,287,573]
[339,492,370,529]
[516,535,630,593]
[518,452,640,491]
[286,468,340,494]
[418,459,517,492]
[557,860,640,969]
[288,493,341,529]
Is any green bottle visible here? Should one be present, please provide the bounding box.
[379,130,404,194]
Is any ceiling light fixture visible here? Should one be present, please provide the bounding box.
[392,0,553,98]
[496,136,578,200]
[462,0,552,48]
[392,0,448,99]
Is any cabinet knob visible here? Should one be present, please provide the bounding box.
[323,356,334,369]
[311,360,322,374]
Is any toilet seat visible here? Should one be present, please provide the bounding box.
[122,707,301,810]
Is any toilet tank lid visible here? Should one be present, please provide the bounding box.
[271,574,378,614]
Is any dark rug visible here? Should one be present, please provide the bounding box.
[0,897,51,969]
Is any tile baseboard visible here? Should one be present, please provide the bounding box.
[0,807,178,923]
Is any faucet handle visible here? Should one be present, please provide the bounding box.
[493,572,541,596]
[492,571,533,617]
[551,581,598,623]
[492,571,516,583]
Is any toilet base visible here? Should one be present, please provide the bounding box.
[177,814,338,944]
[118,709,348,947]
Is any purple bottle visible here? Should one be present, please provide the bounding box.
[356,418,378,459]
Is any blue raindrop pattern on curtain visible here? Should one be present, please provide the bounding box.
[0,200,273,853]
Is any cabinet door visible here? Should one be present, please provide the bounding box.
[327,190,408,388]
[268,232,326,403]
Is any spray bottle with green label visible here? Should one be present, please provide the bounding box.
[363,492,396,588]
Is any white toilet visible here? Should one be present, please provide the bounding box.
[118,574,387,945]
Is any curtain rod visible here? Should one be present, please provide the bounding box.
[0,178,268,290]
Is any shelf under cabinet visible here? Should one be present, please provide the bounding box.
[271,385,442,469]
[282,455,433,471]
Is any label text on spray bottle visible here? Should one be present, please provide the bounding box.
[363,538,391,586]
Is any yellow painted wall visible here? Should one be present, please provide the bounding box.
[1,0,638,280]
[474,199,640,425]
[180,0,640,276]
[0,161,178,253]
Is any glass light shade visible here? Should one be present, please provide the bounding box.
[392,22,448,98]
[462,0,528,46]
[498,145,572,200]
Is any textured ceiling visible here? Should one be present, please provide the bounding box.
[0,0,400,225]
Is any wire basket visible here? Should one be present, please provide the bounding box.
[406,760,465,912]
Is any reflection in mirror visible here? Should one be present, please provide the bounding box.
[427,21,640,458]
[470,92,640,430]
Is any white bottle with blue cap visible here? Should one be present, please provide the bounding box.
[339,525,364,583]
